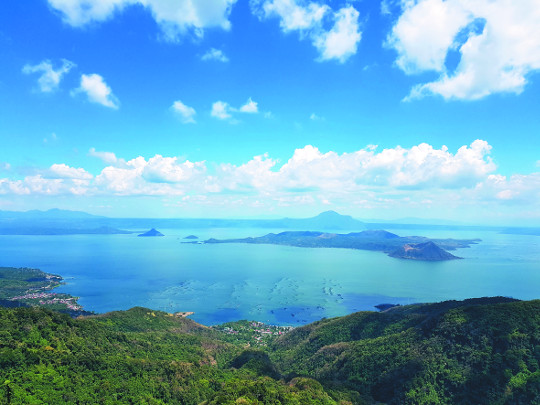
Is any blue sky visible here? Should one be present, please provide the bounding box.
[0,0,539,224]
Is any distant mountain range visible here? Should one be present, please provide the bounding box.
[0,208,104,220]
[0,209,366,235]
[0,208,538,235]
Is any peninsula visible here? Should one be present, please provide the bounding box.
[200,230,479,261]
[0,267,90,317]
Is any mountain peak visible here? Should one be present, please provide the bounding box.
[316,210,343,217]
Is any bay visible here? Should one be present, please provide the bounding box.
[0,227,538,325]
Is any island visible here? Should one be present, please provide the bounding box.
[183,234,199,239]
[0,267,90,317]
[199,230,480,261]
[138,228,164,237]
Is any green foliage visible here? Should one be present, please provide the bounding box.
[0,298,539,404]
[269,298,540,404]
[0,267,61,299]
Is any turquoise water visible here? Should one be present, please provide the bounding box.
[1,228,538,325]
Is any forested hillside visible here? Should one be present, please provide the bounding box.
[1,298,539,404]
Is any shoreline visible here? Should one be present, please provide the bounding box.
[0,267,92,317]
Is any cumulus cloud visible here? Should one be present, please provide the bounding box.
[22,59,75,92]
[253,0,361,62]
[2,141,538,221]
[48,0,237,40]
[212,98,260,120]
[239,98,258,113]
[207,140,498,194]
[475,173,540,203]
[73,73,119,109]
[313,6,361,63]
[388,0,540,100]
[48,163,93,180]
[142,155,205,184]
[172,100,196,124]
[259,0,328,31]
[94,155,206,195]
[211,101,232,120]
[201,48,229,62]
[88,148,120,165]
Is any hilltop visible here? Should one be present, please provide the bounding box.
[137,228,164,237]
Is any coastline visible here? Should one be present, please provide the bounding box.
[0,267,92,317]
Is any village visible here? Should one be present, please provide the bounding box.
[213,320,295,346]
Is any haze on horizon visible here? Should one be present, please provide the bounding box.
[1,0,539,226]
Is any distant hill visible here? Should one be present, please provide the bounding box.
[275,210,366,230]
[137,228,164,237]
[389,241,461,261]
[137,228,165,237]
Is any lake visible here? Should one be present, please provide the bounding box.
[1,227,538,325]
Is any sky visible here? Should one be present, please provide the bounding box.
[0,0,539,224]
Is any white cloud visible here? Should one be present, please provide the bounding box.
[94,155,206,195]
[88,148,119,165]
[260,0,329,31]
[239,98,258,113]
[212,98,260,121]
[313,6,361,63]
[172,100,196,124]
[388,0,540,100]
[48,0,237,40]
[22,59,75,92]
[0,174,92,196]
[48,163,93,180]
[309,113,323,120]
[2,141,538,222]
[73,73,119,109]
[380,0,393,16]
[211,140,497,194]
[201,48,229,62]
[475,173,540,203]
[142,155,205,184]
[211,101,232,120]
[253,0,362,62]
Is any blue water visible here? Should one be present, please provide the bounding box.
[1,228,538,325]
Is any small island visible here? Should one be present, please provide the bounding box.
[183,235,199,239]
[138,228,164,237]
[199,230,479,261]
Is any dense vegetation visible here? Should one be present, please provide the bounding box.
[1,297,539,404]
